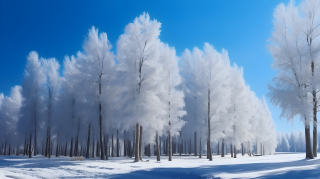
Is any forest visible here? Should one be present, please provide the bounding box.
[0,12,278,162]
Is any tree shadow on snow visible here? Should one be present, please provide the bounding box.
[106,158,320,179]
[0,155,83,169]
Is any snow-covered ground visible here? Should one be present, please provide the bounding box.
[0,153,319,178]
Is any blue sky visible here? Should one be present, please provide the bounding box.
[0,0,303,132]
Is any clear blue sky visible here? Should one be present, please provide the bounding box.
[0,0,303,132]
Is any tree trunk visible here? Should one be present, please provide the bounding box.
[105,135,108,160]
[242,143,244,156]
[29,134,32,158]
[207,89,212,161]
[92,140,95,158]
[86,123,91,158]
[312,61,318,158]
[111,134,114,157]
[305,123,314,159]
[234,145,236,158]
[70,137,73,157]
[169,131,172,161]
[48,135,51,158]
[45,132,48,157]
[139,126,143,161]
[134,123,140,162]
[221,139,224,157]
[231,143,233,157]
[99,81,105,160]
[217,141,219,155]
[124,131,126,156]
[23,136,26,156]
[156,131,160,161]
[194,131,197,156]
[34,121,37,156]
[199,137,202,158]
[166,137,168,156]
[117,130,119,157]
[55,143,58,157]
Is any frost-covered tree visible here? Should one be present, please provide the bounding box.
[117,12,166,162]
[182,43,231,161]
[71,26,115,160]
[42,57,62,158]
[18,51,46,157]
[268,0,320,159]
[227,65,252,158]
[0,86,23,155]
[159,43,186,161]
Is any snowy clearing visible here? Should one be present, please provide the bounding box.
[0,153,319,178]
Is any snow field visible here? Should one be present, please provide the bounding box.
[0,153,319,178]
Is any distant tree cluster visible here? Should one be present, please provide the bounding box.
[0,13,277,161]
[268,0,320,159]
[276,131,320,153]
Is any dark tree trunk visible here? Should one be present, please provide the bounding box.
[29,134,32,158]
[194,131,197,156]
[139,126,143,161]
[160,138,161,156]
[55,143,58,157]
[312,61,318,158]
[169,131,172,161]
[124,131,126,156]
[70,137,73,157]
[86,123,91,158]
[65,142,67,156]
[92,140,95,158]
[80,146,82,156]
[184,140,186,154]
[23,136,26,156]
[111,134,114,157]
[207,89,212,161]
[117,130,119,157]
[134,123,140,162]
[305,123,314,159]
[242,143,244,156]
[99,81,105,160]
[45,132,48,157]
[231,143,233,157]
[34,122,37,156]
[199,137,202,158]
[48,130,51,158]
[105,135,108,160]
[221,139,224,157]
[234,145,237,158]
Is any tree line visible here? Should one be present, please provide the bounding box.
[0,12,277,161]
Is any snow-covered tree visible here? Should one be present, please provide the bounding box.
[159,43,186,161]
[268,0,320,159]
[117,12,166,162]
[18,51,46,157]
[181,43,231,161]
[71,26,115,160]
[0,86,23,155]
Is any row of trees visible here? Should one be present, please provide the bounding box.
[268,0,320,159]
[276,131,320,152]
[0,13,277,161]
